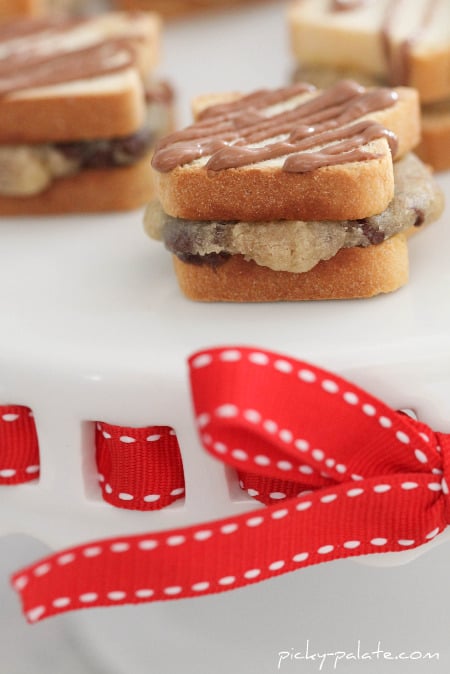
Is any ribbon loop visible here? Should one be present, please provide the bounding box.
[190,347,440,484]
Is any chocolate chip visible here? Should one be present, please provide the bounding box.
[357,219,386,245]
[176,252,230,267]
[413,208,425,227]
[83,143,115,169]
[57,141,87,161]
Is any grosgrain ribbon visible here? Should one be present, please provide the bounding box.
[11,346,450,623]
[0,409,185,510]
[95,422,185,510]
[0,406,39,484]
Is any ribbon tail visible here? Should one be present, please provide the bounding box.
[11,474,445,623]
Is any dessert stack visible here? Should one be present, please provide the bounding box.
[145,79,443,301]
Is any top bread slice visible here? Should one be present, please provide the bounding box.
[152,81,420,223]
[288,0,450,104]
[0,11,161,143]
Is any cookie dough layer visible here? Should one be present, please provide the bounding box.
[145,153,443,274]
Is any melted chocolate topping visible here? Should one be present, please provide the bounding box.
[336,0,441,86]
[152,80,398,174]
[0,15,148,98]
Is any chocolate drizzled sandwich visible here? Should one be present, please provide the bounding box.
[145,80,444,301]
[0,11,173,214]
[288,0,450,171]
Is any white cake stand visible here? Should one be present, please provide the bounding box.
[1,2,449,672]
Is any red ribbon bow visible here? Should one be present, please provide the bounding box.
[11,346,450,623]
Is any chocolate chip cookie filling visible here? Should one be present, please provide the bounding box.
[145,153,443,274]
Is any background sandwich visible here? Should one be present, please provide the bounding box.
[0,11,173,214]
[145,80,443,301]
[288,0,450,171]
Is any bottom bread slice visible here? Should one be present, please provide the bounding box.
[172,234,409,302]
[0,155,154,215]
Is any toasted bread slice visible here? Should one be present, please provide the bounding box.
[153,83,420,222]
[288,0,450,104]
[0,12,161,142]
[171,234,409,302]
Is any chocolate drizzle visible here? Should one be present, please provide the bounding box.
[0,14,150,98]
[152,80,399,174]
[372,0,439,86]
[326,0,441,87]
[0,40,137,98]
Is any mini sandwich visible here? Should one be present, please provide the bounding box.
[144,80,444,302]
[288,0,450,171]
[0,11,173,214]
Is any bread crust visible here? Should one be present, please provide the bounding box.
[157,149,394,222]
[156,87,419,222]
[411,49,450,105]
[416,103,450,172]
[0,72,148,143]
[172,234,409,302]
[0,155,154,214]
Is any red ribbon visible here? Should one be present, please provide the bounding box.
[0,409,185,509]
[0,406,40,484]
[10,346,450,623]
[95,422,185,510]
